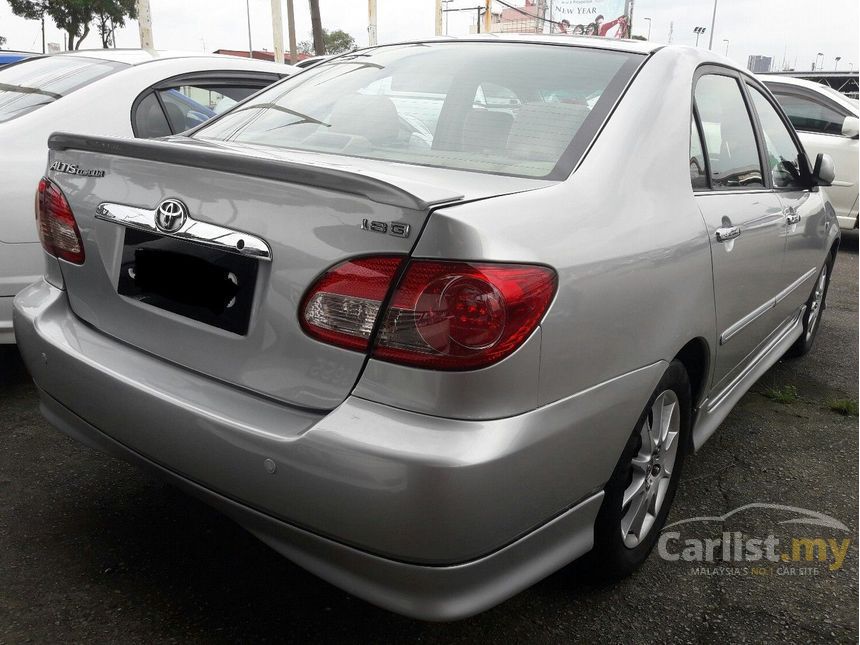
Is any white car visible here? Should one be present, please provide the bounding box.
[763,75,859,229]
[0,49,292,344]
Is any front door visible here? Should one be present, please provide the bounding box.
[746,82,830,317]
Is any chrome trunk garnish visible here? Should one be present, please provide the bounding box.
[95,201,272,262]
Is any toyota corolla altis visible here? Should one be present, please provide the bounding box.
[13,36,839,620]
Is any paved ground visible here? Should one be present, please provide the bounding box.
[1,234,857,644]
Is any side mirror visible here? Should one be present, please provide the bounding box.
[812,153,836,187]
[842,115,860,139]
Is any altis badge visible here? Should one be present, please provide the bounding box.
[49,161,106,178]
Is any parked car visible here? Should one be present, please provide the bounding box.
[763,75,859,229]
[14,37,839,620]
[0,49,291,344]
[0,50,38,67]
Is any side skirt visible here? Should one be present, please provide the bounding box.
[693,305,805,451]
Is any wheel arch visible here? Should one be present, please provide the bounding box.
[673,337,710,412]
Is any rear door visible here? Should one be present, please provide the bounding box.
[745,81,830,317]
[692,70,787,387]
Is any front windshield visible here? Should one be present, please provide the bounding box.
[0,56,127,123]
[195,42,641,179]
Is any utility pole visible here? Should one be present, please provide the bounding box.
[643,17,651,40]
[41,12,46,53]
[435,0,443,36]
[286,0,297,64]
[271,0,284,64]
[309,0,325,55]
[246,0,253,57]
[368,0,378,46]
[135,0,154,50]
[484,0,492,34]
[707,0,717,49]
[667,20,673,44]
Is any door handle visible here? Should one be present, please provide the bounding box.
[715,226,741,242]
[785,209,801,225]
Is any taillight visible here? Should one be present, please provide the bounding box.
[300,256,404,351]
[374,261,557,370]
[36,177,85,265]
[301,256,557,371]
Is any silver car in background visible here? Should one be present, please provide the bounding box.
[13,36,839,620]
[0,49,290,344]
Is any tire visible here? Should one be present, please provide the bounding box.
[786,256,833,358]
[586,360,692,580]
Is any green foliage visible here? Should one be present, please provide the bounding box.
[6,0,136,50]
[827,398,858,416]
[763,384,799,404]
[299,28,356,55]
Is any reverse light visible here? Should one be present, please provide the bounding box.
[36,177,85,265]
[301,256,557,371]
[301,256,404,351]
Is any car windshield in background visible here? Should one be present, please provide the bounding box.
[0,56,127,124]
[195,42,642,179]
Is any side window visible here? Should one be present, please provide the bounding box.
[133,92,171,138]
[133,79,274,138]
[772,91,847,135]
[690,114,708,189]
[694,74,764,189]
[748,86,806,189]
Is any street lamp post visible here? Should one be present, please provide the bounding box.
[693,26,706,47]
[707,0,718,49]
[722,38,729,56]
[246,0,253,58]
[815,52,824,71]
[835,56,841,71]
[643,17,651,41]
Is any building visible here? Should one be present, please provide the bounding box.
[492,0,541,34]
[747,55,773,74]
[213,48,311,66]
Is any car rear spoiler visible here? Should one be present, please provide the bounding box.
[48,132,464,211]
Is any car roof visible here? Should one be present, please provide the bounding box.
[50,49,293,73]
[372,33,661,56]
[759,74,859,111]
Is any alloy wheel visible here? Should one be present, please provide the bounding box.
[620,389,680,548]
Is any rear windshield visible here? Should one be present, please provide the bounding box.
[195,42,642,179]
[0,56,127,123]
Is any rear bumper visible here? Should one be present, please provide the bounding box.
[14,280,665,619]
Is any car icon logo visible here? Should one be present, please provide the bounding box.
[155,199,188,233]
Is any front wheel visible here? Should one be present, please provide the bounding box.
[586,360,691,579]
[786,258,832,358]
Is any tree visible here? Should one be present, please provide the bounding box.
[298,28,356,56]
[308,0,324,55]
[92,0,136,47]
[0,35,6,48]
[7,0,136,50]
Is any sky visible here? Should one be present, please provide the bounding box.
[0,0,857,72]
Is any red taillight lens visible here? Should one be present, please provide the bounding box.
[373,261,557,370]
[301,256,557,370]
[300,256,404,351]
[36,177,85,265]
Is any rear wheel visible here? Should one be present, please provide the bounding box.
[786,258,832,358]
[587,360,691,579]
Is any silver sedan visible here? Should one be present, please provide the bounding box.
[13,36,840,620]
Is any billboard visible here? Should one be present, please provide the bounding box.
[549,0,630,38]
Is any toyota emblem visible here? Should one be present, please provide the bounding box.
[155,199,188,233]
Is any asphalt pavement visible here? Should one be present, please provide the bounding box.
[1,233,857,644]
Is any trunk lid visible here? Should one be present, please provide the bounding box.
[46,133,550,409]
